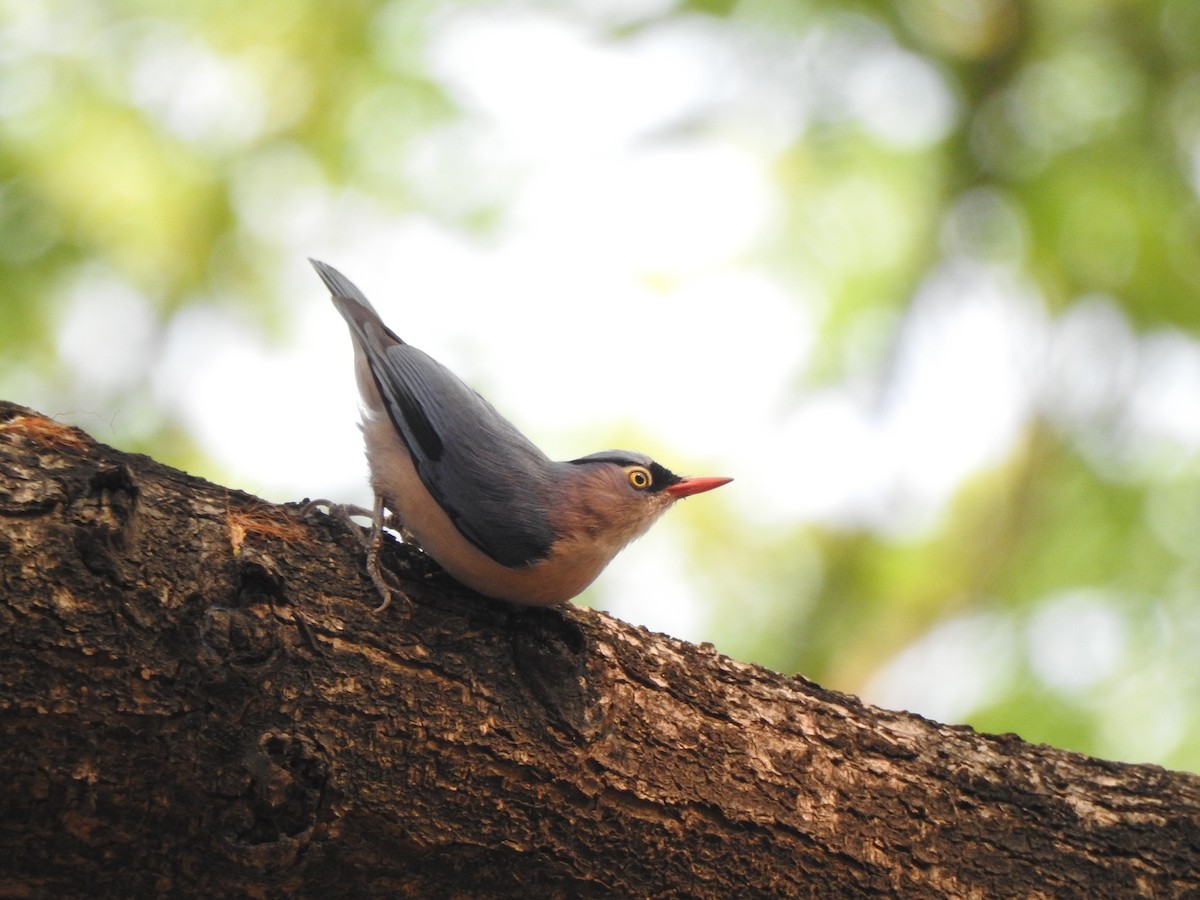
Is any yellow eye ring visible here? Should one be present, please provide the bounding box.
[627,466,652,490]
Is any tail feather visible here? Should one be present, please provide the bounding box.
[309,259,404,344]
[309,258,379,310]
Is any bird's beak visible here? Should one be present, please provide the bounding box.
[664,476,733,499]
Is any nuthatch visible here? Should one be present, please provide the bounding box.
[312,260,731,609]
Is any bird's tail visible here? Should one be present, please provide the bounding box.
[309,259,404,345]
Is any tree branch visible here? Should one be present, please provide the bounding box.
[1,401,1196,898]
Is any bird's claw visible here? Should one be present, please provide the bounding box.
[365,506,409,613]
[301,497,410,613]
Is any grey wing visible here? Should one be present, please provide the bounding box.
[313,261,557,566]
[372,342,559,567]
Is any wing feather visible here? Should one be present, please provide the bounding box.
[313,261,557,566]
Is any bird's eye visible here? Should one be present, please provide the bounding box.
[626,466,652,490]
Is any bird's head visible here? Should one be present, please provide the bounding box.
[553,450,731,557]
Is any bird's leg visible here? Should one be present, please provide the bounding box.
[367,504,421,551]
[364,494,407,612]
[301,497,408,613]
[397,524,421,550]
[301,498,373,525]
[300,499,377,559]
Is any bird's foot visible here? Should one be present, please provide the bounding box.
[364,521,407,613]
[301,498,410,613]
[300,499,372,533]
[398,525,421,550]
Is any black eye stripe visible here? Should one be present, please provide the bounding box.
[646,461,681,493]
[566,452,683,493]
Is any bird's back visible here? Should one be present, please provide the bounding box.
[313,261,560,568]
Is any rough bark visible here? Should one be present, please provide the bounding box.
[0,400,1197,899]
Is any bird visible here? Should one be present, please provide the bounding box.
[312,259,731,609]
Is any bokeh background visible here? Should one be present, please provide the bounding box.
[3,0,1199,771]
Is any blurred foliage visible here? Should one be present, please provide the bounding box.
[2,0,1199,773]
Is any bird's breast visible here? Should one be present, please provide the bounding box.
[360,413,614,605]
